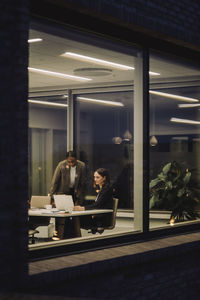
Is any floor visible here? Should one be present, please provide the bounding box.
[30,211,171,246]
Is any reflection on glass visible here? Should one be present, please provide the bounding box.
[150,53,200,228]
[28,21,140,247]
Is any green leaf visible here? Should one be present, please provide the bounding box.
[183,172,191,185]
[177,188,185,198]
[158,173,167,181]
[166,181,173,189]
[149,193,160,209]
[162,162,171,175]
[149,178,161,189]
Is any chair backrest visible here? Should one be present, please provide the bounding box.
[107,197,118,229]
[30,195,51,208]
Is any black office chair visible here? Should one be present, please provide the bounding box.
[88,197,119,234]
[28,229,39,244]
[103,197,118,230]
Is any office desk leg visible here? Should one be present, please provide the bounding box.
[55,217,82,239]
[73,216,82,237]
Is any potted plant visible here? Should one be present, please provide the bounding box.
[149,161,200,223]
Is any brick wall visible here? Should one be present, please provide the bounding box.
[28,241,200,299]
[0,0,29,290]
[52,0,200,48]
[0,0,199,292]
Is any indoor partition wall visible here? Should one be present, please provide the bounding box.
[28,95,67,198]
[149,52,200,228]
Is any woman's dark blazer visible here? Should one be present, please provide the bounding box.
[85,183,113,210]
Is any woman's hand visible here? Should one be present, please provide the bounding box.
[73,205,85,211]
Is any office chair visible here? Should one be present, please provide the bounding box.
[88,197,119,234]
[28,229,39,244]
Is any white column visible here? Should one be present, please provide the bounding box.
[67,89,74,151]
[134,50,149,232]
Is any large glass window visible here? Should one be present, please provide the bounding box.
[149,52,200,228]
[28,20,144,249]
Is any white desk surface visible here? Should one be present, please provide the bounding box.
[29,208,113,218]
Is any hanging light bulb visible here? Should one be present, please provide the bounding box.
[123,129,132,141]
[150,135,158,146]
[112,136,122,144]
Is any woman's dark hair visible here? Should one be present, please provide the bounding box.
[95,168,110,185]
[66,150,77,158]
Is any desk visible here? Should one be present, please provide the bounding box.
[29,209,113,238]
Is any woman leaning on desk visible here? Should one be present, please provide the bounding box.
[74,168,113,234]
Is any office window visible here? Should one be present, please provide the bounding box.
[28,19,146,249]
[149,52,200,228]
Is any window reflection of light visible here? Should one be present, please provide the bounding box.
[28,67,91,81]
[77,97,124,107]
[61,52,135,70]
[170,117,200,125]
[150,90,199,102]
[28,99,68,108]
[178,103,200,108]
[28,38,43,43]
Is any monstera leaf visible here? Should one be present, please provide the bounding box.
[149,161,200,222]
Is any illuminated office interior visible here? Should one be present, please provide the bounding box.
[28,20,200,249]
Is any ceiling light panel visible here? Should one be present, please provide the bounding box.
[77,96,124,107]
[61,52,135,70]
[170,117,200,125]
[28,38,43,43]
[28,99,68,108]
[178,103,200,108]
[150,90,199,102]
[28,67,91,81]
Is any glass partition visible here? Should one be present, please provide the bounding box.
[74,90,134,209]
[149,52,200,228]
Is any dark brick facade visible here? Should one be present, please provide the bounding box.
[41,0,200,50]
[0,0,29,290]
[1,0,200,293]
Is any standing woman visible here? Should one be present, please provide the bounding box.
[74,168,113,233]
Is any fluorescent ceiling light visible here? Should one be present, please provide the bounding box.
[28,38,43,43]
[149,71,160,76]
[28,99,68,108]
[62,52,160,75]
[178,103,200,108]
[77,96,124,107]
[28,67,91,81]
[61,52,135,70]
[171,136,188,140]
[170,117,200,125]
[150,90,199,103]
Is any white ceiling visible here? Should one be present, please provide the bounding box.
[28,28,200,92]
[28,26,200,135]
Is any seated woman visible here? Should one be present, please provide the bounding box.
[74,168,113,234]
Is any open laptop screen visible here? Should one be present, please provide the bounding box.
[53,194,74,213]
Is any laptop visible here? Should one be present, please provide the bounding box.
[30,195,51,208]
[53,194,74,213]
